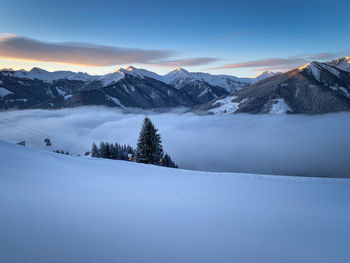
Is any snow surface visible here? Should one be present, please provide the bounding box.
[106,94,124,107]
[12,67,99,83]
[97,71,125,86]
[209,96,242,114]
[118,66,163,81]
[162,67,253,92]
[338,87,350,98]
[0,87,14,97]
[299,62,321,81]
[6,98,28,103]
[0,140,349,263]
[64,94,73,100]
[269,99,292,114]
[329,57,350,72]
[56,87,66,96]
[252,70,280,81]
[298,58,350,81]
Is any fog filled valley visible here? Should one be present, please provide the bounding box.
[1,107,350,178]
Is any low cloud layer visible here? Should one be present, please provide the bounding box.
[1,107,350,178]
[211,50,350,71]
[0,34,217,68]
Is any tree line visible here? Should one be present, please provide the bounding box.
[90,117,178,168]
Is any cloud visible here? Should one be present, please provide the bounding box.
[1,107,350,178]
[211,57,306,70]
[150,57,220,67]
[210,50,350,71]
[0,34,175,67]
[0,34,218,68]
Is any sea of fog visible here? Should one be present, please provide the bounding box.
[1,107,350,178]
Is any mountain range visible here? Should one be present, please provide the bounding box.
[0,66,271,110]
[202,57,350,114]
[1,57,350,114]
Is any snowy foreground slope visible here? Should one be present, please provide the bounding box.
[1,141,350,263]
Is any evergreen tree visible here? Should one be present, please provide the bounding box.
[163,153,178,168]
[99,142,106,158]
[105,143,111,159]
[136,117,163,164]
[91,143,98,157]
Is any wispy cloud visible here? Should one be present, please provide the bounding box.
[0,34,218,68]
[211,58,306,70]
[0,34,174,67]
[150,57,219,68]
[210,51,350,71]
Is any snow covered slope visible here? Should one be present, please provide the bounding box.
[8,67,99,83]
[1,141,350,263]
[252,70,281,81]
[329,56,350,72]
[163,67,252,92]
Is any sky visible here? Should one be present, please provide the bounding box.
[0,0,349,77]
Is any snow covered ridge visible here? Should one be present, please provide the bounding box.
[1,140,350,262]
[298,57,350,81]
[204,56,350,115]
[162,67,256,92]
[0,65,276,89]
[252,70,281,81]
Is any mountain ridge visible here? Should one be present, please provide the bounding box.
[202,57,350,114]
[1,57,350,114]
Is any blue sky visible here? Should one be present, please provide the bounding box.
[0,0,349,77]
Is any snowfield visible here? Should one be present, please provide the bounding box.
[1,141,350,263]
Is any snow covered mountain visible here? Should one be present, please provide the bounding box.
[252,70,281,81]
[203,57,350,114]
[1,140,350,262]
[328,56,350,72]
[162,67,253,93]
[0,66,265,110]
[3,58,350,114]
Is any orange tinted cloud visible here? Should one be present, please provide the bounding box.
[0,34,219,68]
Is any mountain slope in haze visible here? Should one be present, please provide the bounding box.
[203,57,350,114]
[1,140,350,262]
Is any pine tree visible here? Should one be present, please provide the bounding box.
[105,143,111,159]
[163,153,178,168]
[136,117,163,164]
[99,142,106,158]
[91,143,98,157]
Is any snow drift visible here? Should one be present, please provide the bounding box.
[0,141,349,263]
